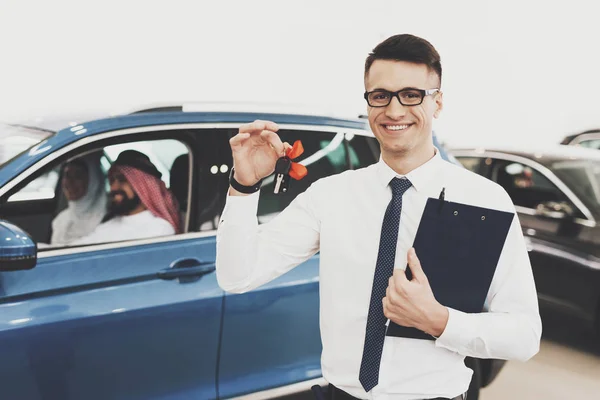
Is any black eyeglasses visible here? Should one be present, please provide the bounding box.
[364,88,440,107]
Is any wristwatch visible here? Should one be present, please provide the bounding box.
[229,167,263,194]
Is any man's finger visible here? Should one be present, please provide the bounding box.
[392,267,409,290]
[382,297,390,318]
[260,130,285,156]
[239,120,279,134]
[253,120,279,132]
[389,273,405,296]
[386,283,399,306]
[263,120,279,132]
[239,120,274,134]
[229,133,251,147]
[238,122,263,134]
[407,248,427,282]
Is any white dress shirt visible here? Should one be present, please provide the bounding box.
[216,150,542,400]
[70,210,175,245]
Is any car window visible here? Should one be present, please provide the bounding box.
[7,168,60,202]
[1,138,191,249]
[257,130,379,222]
[0,124,53,168]
[578,139,600,150]
[455,156,494,178]
[551,159,600,217]
[455,157,483,174]
[2,128,58,203]
[103,140,188,188]
[491,159,576,211]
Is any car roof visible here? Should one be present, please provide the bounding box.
[7,112,112,133]
[450,144,600,167]
[10,102,366,133]
[561,129,600,144]
[0,107,370,187]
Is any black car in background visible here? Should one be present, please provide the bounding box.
[451,145,600,338]
[561,129,600,150]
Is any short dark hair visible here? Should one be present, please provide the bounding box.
[364,34,442,85]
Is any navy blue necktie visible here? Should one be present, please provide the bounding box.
[359,177,412,392]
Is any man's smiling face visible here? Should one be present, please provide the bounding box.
[365,60,443,159]
[108,168,141,216]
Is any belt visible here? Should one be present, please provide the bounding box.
[324,384,467,400]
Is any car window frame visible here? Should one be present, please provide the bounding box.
[568,132,600,146]
[5,167,61,203]
[452,150,596,228]
[1,122,371,260]
[247,128,379,223]
[49,139,192,234]
[0,126,199,256]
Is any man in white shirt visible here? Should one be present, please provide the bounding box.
[216,34,542,400]
[70,150,181,246]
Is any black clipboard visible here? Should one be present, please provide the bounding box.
[386,196,514,340]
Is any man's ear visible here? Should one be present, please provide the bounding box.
[433,92,443,119]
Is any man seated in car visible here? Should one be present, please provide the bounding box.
[70,150,181,245]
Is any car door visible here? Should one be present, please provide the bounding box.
[487,156,596,317]
[0,127,226,400]
[216,126,380,398]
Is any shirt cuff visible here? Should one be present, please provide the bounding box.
[434,307,470,352]
[219,191,261,226]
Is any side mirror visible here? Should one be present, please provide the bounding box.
[535,201,574,220]
[0,220,37,271]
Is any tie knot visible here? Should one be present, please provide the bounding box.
[389,177,412,197]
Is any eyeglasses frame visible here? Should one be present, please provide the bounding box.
[363,88,440,107]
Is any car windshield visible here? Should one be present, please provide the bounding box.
[551,159,600,217]
[0,123,54,169]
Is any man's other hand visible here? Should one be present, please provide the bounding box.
[383,248,449,337]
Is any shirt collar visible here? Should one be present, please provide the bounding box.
[375,147,443,192]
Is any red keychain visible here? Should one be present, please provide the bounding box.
[274,140,308,194]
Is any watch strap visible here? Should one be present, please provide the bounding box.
[229,167,263,194]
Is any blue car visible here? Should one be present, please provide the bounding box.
[0,105,501,400]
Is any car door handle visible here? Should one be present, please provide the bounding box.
[157,258,216,280]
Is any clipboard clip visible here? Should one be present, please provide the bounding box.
[438,187,446,213]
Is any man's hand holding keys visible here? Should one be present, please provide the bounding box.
[229,120,292,196]
[383,248,450,337]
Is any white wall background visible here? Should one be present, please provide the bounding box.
[1,0,599,148]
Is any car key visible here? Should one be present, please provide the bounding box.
[274,156,292,194]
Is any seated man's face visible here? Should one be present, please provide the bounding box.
[62,162,89,201]
[108,169,142,215]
